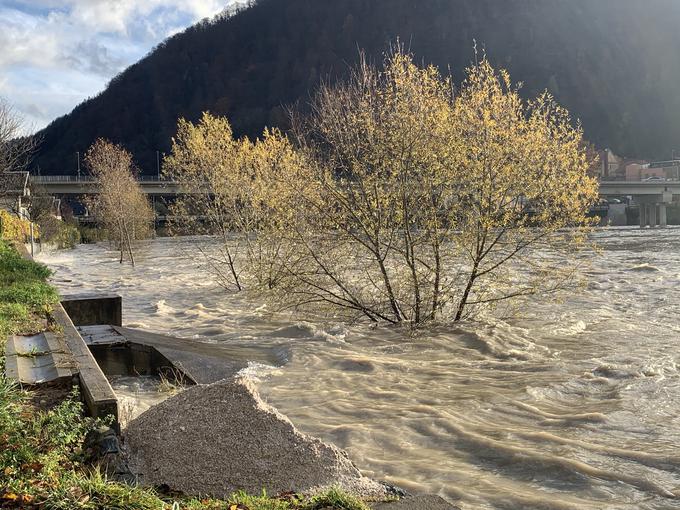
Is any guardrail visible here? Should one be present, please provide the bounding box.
[31,175,175,183]
[599,179,680,184]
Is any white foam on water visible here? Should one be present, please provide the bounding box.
[551,320,587,337]
[237,361,281,382]
[154,299,175,315]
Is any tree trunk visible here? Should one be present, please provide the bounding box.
[455,259,479,322]
[430,237,441,321]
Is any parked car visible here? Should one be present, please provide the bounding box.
[643,176,666,182]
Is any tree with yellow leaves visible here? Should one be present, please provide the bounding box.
[278,51,461,323]
[166,48,598,325]
[165,113,304,291]
[85,139,154,266]
[282,49,597,323]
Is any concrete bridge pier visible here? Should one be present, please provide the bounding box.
[639,203,648,228]
[649,203,657,227]
[639,202,668,228]
[659,203,668,228]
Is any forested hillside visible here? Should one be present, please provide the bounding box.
[31,0,680,175]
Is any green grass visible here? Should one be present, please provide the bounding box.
[0,240,380,509]
[0,240,58,339]
[305,488,369,510]
[175,489,369,510]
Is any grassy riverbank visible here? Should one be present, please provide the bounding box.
[0,240,58,340]
[0,240,370,510]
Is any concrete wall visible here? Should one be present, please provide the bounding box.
[61,295,123,327]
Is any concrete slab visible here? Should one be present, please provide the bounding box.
[112,326,288,384]
[373,495,461,510]
[79,325,127,346]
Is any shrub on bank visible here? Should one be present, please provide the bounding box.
[36,215,81,249]
[0,211,34,243]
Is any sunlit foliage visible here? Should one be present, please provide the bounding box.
[85,139,154,266]
[167,49,597,325]
[165,113,305,291]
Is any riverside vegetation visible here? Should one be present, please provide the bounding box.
[0,240,371,510]
[79,50,596,325]
[166,50,597,326]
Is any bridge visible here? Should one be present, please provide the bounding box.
[33,176,680,195]
[30,176,680,228]
[598,181,679,227]
[598,180,680,197]
[31,175,180,195]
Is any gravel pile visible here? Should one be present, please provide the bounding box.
[122,377,390,499]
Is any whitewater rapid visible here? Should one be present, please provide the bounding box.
[38,228,680,509]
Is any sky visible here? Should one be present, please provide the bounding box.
[0,0,242,134]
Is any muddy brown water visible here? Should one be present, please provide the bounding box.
[38,228,680,509]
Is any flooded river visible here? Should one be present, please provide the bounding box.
[38,228,680,509]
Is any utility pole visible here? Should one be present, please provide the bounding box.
[76,151,81,178]
[156,150,161,180]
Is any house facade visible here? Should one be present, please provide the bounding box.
[0,171,31,219]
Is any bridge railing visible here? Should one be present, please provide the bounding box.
[32,175,95,183]
[31,175,176,184]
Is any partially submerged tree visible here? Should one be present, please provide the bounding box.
[85,139,154,265]
[277,51,597,323]
[167,49,598,325]
[165,113,304,291]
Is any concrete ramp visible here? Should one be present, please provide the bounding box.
[5,332,75,385]
[77,325,287,385]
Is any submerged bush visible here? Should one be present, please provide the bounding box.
[36,215,81,249]
[53,223,81,249]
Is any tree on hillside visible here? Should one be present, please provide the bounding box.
[85,139,154,266]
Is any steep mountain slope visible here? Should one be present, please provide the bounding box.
[32,0,680,175]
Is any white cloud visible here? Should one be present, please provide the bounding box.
[0,0,239,133]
